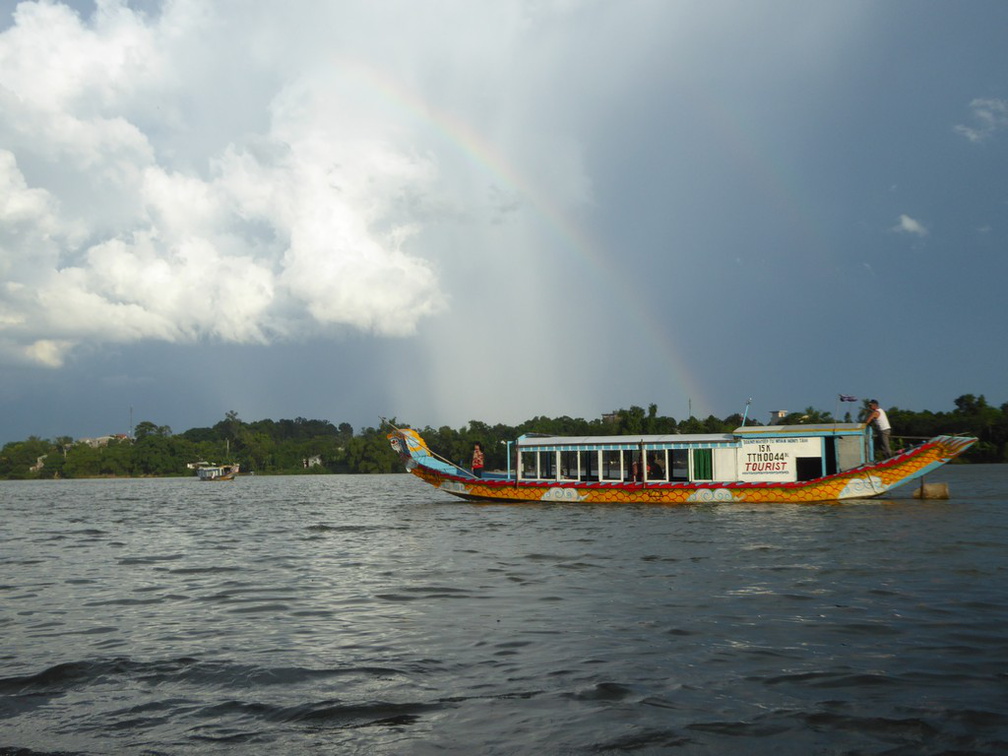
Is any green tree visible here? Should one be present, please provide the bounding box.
[98,439,134,476]
[619,406,647,435]
[63,443,103,478]
[702,414,732,433]
[0,436,54,479]
[180,426,218,443]
[242,432,277,472]
[134,420,172,440]
[133,434,185,475]
[4,395,1006,479]
[214,411,244,444]
[950,394,1002,461]
[781,407,834,425]
[678,416,705,434]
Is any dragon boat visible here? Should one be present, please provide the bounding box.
[386,421,975,504]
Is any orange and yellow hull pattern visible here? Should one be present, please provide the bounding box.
[389,428,976,504]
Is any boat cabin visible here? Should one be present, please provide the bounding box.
[513,424,871,484]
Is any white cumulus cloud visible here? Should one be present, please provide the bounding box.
[954,98,1008,143]
[0,0,449,367]
[891,214,928,237]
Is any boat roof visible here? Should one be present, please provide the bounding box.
[517,433,734,449]
[516,423,865,449]
[734,423,865,437]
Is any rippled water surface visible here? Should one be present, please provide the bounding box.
[3,466,1008,754]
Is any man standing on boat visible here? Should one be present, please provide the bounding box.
[471,443,485,478]
[864,400,892,459]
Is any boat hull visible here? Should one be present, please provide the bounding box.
[388,428,975,504]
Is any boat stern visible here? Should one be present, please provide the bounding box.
[834,434,977,499]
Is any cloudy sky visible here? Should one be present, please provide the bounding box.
[1,0,1006,443]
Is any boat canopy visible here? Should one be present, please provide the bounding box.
[516,432,734,452]
[513,423,872,485]
[734,423,865,438]
[516,423,867,452]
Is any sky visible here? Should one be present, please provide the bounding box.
[1,0,1006,443]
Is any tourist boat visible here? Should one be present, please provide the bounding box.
[195,462,240,481]
[386,421,975,504]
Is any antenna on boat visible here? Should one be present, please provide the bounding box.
[741,397,752,426]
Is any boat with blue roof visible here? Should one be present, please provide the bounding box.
[386,421,975,504]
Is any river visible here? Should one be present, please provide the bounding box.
[2,465,1007,754]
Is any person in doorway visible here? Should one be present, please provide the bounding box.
[864,400,892,459]
[471,442,485,478]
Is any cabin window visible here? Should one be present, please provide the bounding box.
[692,449,713,481]
[601,450,622,480]
[581,450,599,481]
[628,451,644,481]
[560,450,579,480]
[669,449,689,481]
[646,451,667,481]
[520,450,555,479]
[520,451,539,479]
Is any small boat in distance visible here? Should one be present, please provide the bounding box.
[386,420,975,504]
[195,462,240,481]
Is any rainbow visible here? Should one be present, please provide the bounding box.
[328,57,710,416]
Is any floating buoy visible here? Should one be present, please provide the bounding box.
[913,482,950,499]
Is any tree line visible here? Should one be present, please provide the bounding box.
[1,394,1004,480]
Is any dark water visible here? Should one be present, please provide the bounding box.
[2,466,1007,755]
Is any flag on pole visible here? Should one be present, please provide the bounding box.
[839,394,858,402]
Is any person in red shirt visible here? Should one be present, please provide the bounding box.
[471,443,485,478]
